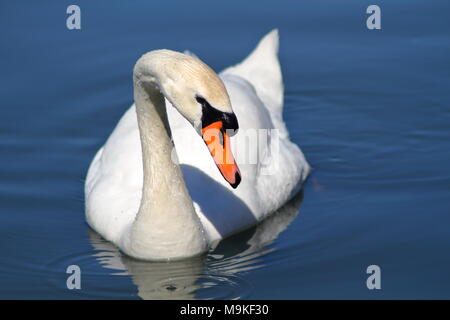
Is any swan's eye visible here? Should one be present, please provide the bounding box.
[195,95,208,106]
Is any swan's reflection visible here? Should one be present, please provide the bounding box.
[88,191,304,299]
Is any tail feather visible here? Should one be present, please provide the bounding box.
[222,29,283,113]
[221,29,287,136]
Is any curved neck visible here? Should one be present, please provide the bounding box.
[134,80,185,210]
[125,62,206,260]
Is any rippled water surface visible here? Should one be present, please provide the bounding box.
[1,1,450,299]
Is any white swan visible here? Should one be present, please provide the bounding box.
[85,29,310,260]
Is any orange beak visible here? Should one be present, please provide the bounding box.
[201,121,241,188]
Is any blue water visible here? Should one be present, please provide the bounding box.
[1,0,450,299]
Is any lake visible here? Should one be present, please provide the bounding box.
[1,0,449,299]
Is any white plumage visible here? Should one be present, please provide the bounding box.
[85,29,310,260]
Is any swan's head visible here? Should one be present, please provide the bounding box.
[135,50,241,188]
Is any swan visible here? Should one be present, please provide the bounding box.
[85,29,310,261]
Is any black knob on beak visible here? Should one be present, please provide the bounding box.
[221,112,239,136]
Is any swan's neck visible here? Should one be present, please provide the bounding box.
[125,74,207,260]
